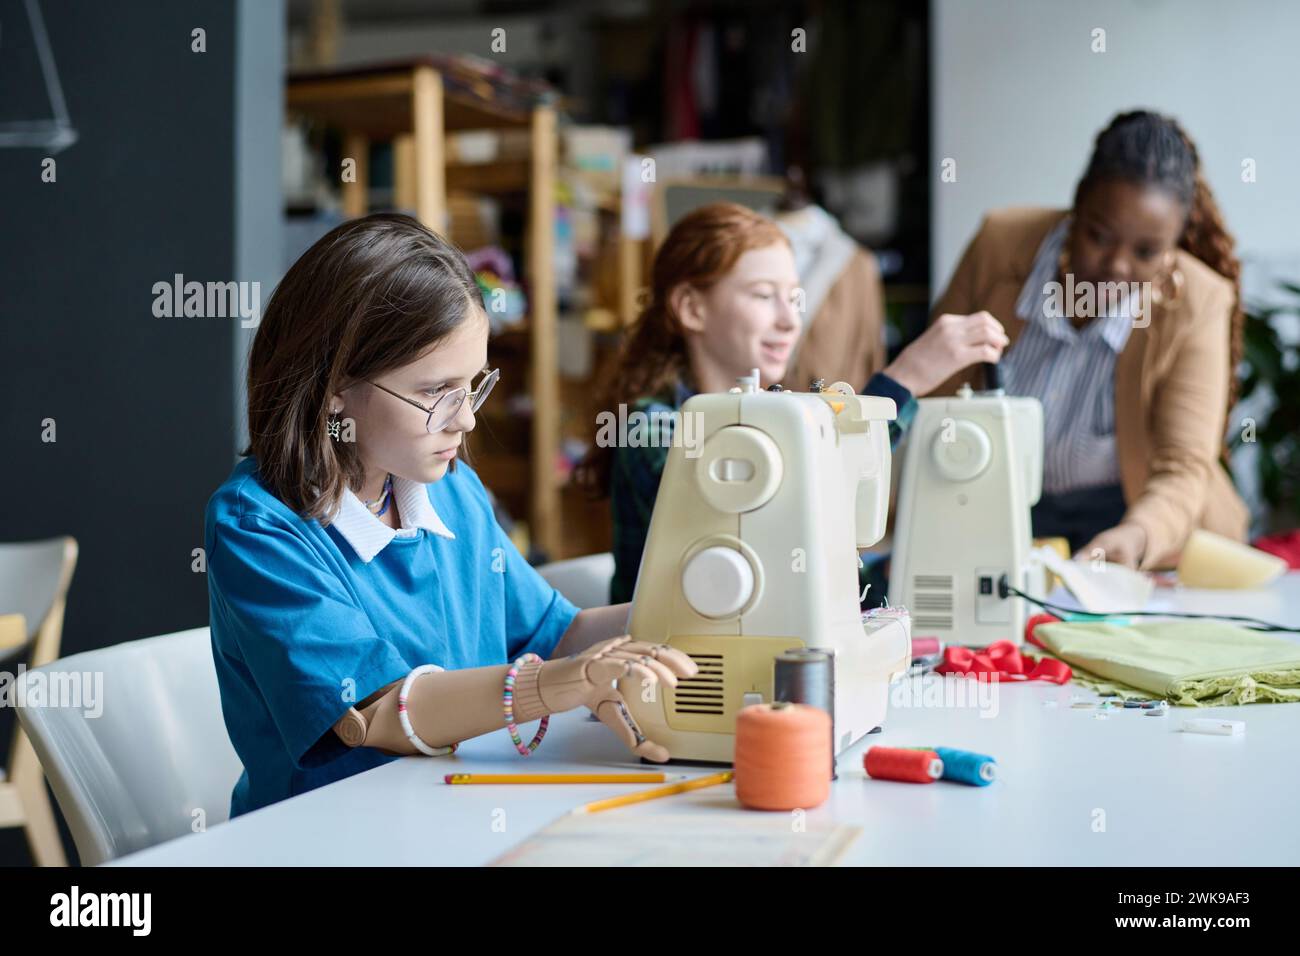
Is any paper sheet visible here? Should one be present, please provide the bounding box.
[1033,546,1154,614]
[490,812,861,867]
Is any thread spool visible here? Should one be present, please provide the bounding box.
[864,746,943,784]
[932,747,997,786]
[808,646,838,780]
[911,637,941,657]
[776,648,836,779]
[734,702,832,811]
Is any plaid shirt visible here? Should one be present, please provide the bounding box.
[609,372,916,604]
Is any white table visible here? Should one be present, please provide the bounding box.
[113,575,1300,866]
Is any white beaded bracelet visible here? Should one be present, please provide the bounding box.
[398,664,457,757]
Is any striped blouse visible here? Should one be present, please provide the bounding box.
[1003,217,1137,495]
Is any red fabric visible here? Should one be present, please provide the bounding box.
[935,638,1072,684]
[1024,613,1063,649]
[1253,531,1300,569]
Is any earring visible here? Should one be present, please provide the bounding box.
[1168,266,1185,303]
[1150,253,1185,307]
[327,410,342,441]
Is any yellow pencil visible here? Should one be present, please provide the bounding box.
[573,770,735,814]
[444,773,672,785]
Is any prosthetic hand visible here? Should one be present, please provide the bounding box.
[332,636,697,762]
[527,636,698,761]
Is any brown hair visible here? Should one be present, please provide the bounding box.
[574,201,790,497]
[243,213,482,520]
[1073,110,1244,415]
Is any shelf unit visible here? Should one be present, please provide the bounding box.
[286,58,562,557]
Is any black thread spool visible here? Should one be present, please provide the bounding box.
[775,648,836,780]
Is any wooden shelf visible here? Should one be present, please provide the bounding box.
[447,160,530,194]
[468,451,532,497]
[556,481,612,561]
[287,58,538,135]
[489,325,531,351]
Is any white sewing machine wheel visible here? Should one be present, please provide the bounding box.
[929,419,993,482]
[694,425,783,514]
[681,546,755,618]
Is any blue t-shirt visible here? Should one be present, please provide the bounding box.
[205,457,579,817]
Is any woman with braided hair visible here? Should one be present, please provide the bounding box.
[932,109,1248,569]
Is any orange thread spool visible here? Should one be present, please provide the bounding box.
[734,702,832,811]
[864,746,943,783]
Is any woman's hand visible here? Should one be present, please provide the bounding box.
[1077,523,1147,569]
[537,636,697,761]
[882,311,1011,397]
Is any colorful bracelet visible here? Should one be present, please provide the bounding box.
[398,664,457,757]
[503,653,549,756]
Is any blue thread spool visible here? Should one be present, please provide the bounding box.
[932,747,997,786]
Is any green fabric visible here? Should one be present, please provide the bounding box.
[1034,621,1300,707]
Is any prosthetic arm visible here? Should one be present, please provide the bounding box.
[332,636,697,762]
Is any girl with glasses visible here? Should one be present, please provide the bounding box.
[207,213,694,817]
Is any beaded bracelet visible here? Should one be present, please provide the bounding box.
[398,664,457,757]
[503,653,549,756]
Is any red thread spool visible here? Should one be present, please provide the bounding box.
[911,637,941,657]
[734,702,832,811]
[864,746,943,783]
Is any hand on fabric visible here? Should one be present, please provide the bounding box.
[882,311,1010,397]
[528,636,698,762]
[1077,523,1148,569]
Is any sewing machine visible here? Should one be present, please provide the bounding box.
[621,373,912,763]
[890,383,1045,646]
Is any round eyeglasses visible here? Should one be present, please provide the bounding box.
[366,368,499,434]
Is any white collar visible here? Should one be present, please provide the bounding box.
[330,475,455,563]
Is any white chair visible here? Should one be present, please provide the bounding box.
[15,627,244,866]
[0,536,78,866]
[537,552,616,609]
